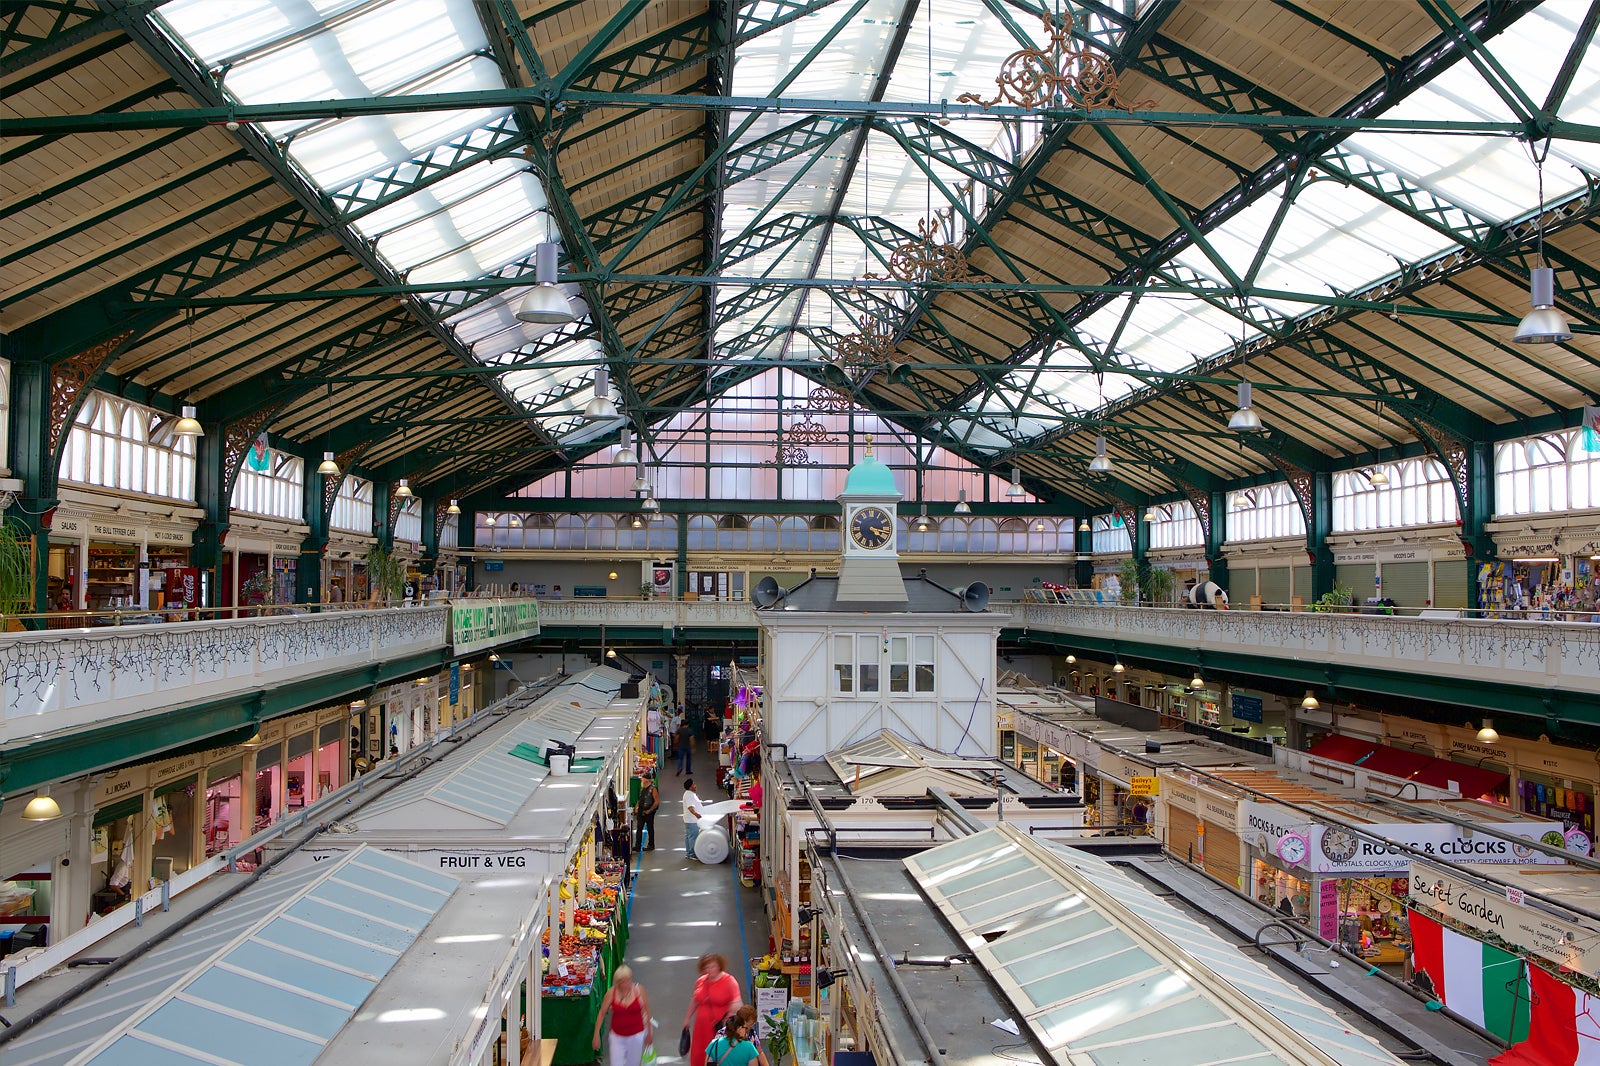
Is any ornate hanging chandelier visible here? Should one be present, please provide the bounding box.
[824,319,899,375]
[958,9,1155,113]
[864,217,977,286]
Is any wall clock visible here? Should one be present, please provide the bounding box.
[850,506,894,550]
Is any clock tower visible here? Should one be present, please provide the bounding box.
[836,437,908,603]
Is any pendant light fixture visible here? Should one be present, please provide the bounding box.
[1065,654,1076,664]
[1078,518,1090,532]
[632,461,650,495]
[641,494,660,513]
[1143,507,1157,522]
[1369,467,1389,487]
[21,788,62,821]
[446,499,461,515]
[1005,467,1027,497]
[485,514,497,526]
[1228,303,1265,433]
[317,451,340,476]
[1514,140,1573,345]
[915,504,930,532]
[1301,690,1319,710]
[953,488,971,514]
[1112,661,1125,674]
[584,366,618,420]
[509,514,521,528]
[615,427,638,466]
[1476,718,1499,744]
[172,405,204,439]
[1190,670,1204,689]
[1087,435,1112,473]
[631,515,643,528]
[515,242,576,325]
[394,479,413,499]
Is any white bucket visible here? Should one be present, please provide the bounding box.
[549,754,570,775]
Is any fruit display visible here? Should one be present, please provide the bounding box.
[542,944,600,996]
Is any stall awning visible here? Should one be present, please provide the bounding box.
[1307,736,1508,800]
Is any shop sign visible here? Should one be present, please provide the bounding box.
[451,599,540,654]
[1231,693,1263,723]
[1333,549,1378,564]
[1014,714,1074,757]
[149,753,201,785]
[1200,795,1240,833]
[1241,801,1567,873]
[1409,860,1600,980]
[449,662,460,707]
[1098,752,1144,785]
[1163,775,1201,815]
[149,526,192,546]
[418,849,539,873]
[94,767,149,806]
[272,540,301,555]
[1129,776,1159,797]
[53,516,83,535]
[90,520,144,540]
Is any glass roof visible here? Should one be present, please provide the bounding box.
[905,827,1405,1066]
[51,848,455,1066]
[825,729,1010,795]
[151,0,1599,449]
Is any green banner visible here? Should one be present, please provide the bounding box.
[450,599,540,652]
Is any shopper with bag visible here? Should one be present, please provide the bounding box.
[702,1006,768,1066]
[682,953,742,1066]
[634,776,659,852]
[593,965,652,1066]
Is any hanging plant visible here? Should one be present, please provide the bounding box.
[0,517,37,621]
[240,568,273,605]
[363,544,407,604]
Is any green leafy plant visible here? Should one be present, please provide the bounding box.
[1118,557,1178,606]
[239,568,273,605]
[0,517,36,620]
[763,1016,791,1062]
[363,544,407,603]
[1312,582,1354,612]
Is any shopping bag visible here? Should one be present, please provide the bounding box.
[642,1044,658,1065]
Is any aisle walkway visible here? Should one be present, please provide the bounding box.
[621,737,769,1064]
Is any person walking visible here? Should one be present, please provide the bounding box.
[635,776,659,852]
[682,779,706,861]
[593,965,652,1066]
[702,1006,769,1066]
[675,717,695,776]
[683,953,742,1066]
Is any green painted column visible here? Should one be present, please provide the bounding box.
[298,468,328,605]
[373,480,393,550]
[189,412,227,608]
[1308,471,1335,600]
[676,507,689,598]
[1205,489,1229,592]
[6,359,56,619]
[1463,440,1495,612]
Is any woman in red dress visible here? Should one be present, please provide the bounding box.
[683,952,742,1066]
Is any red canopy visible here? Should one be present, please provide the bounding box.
[1307,735,1508,800]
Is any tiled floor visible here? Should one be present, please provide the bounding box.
[619,739,769,1063]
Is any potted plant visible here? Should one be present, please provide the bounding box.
[0,517,35,628]
[1311,583,1354,613]
[240,568,273,607]
[363,545,408,604]
[763,1015,791,1066]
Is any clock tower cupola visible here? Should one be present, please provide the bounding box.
[836,437,908,603]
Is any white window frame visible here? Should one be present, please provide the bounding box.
[59,391,197,502]
[231,451,306,522]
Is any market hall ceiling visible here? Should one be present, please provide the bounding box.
[3,0,1598,510]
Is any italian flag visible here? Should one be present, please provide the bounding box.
[1409,910,1530,1042]
[1492,964,1600,1066]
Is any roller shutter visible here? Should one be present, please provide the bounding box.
[1336,562,1376,599]
[1433,560,1469,610]
[1259,566,1291,606]
[1381,561,1429,609]
[1231,568,1257,600]
[1166,808,1200,864]
[2,813,70,875]
[1204,827,1245,887]
[1293,565,1313,601]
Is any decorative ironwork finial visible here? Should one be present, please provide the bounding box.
[957,9,1155,113]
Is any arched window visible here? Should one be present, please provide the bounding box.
[1495,429,1599,516]
[60,391,197,502]
[553,514,586,550]
[1148,501,1203,550]
[232,451,305,522]
[1225,483,1306,542]
[717,514,751,551]
[686,515,717,551]
[905,513,940,552]
[330,477,373,534]
[808,514,840,553]
[1091,514,1131,555]
[748,515,780,551]
[1333,458,1458,531]
[394,498,422,545]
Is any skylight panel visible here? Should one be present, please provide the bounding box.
[1076,295,1239,400]
[155,0,367,63]
[732,0,904,100]
[353,159,535,240]
[405,211,549,285]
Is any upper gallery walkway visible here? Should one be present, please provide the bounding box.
[4,596,1597,795]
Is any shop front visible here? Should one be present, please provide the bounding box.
[47,503,198,616]
[1159,771,1243,886]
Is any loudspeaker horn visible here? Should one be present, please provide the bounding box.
[955,582,990,612]
[753,575,786,608]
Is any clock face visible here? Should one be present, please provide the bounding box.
[1276,833,1309,866]
[1320,827,1360,864]
[850,506,894,550]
